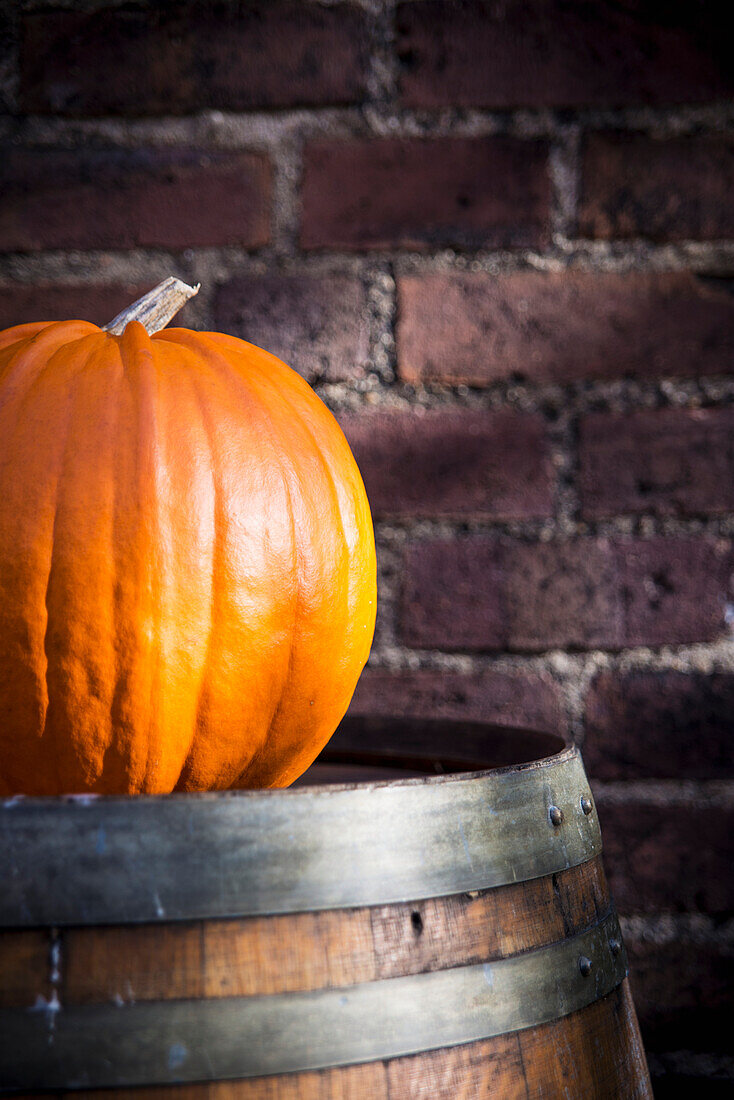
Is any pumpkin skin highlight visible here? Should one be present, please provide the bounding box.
[0,317,376,795]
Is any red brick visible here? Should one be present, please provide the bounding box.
[214,274,369,384]
[0,8,14,114]
[301,137,550,251]
[402,537,732,652]
[348,668,564,733]
[579,133,734,241]
[397,271,734,386]
[580,408,734,519]
[397,1,733,109]
[20,4,369,116]
[626,938,734,1053]
[619,538,732,649]
[402,539,507,652]
[337,409,553,520]
[0,283,146,331]
[502,540,625,653]
[596,797,734,915]
[584,670,734,781]
[402,538,621,652]
[0,147,270,252]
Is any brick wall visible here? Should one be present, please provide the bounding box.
[2,1,733,1091]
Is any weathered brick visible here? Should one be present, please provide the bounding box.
[337,409,553,519]
[502,540,624,653]
[397,271,734,386]
[0,147,270,252]
[402,539,621,652]
[301,138,550,251]
[580,408,734,519]
[214,274,369,384]
[619,538,732,649]
[584,670,734,781]
[596,798,734,915]
[348,668,564,733]
[627,938,734,1053]
[0,283,143,331]
[402,539,507,652]
[397,1,733,109]
[579,133,734,241]
[20,4,369,116]
[0,282,203,333]
[402,538,732,652]
[0,7,15,114]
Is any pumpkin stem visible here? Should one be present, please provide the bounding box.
[103,277,200,336]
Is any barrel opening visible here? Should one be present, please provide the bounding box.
[294,715,568,786]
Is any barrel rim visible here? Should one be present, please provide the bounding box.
[1,721,573,806]
[0,741,601,928]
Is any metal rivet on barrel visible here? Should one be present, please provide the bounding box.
[578,956,592,977]
[609,937,622,957]
[549,805,563,827]
[580,796,593,816]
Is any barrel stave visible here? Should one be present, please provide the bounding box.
[0,930,51,1009]
[12,983,647,1099]
[2,858,609,1010]
[0,729,651,1097]
[388,982,650,1100]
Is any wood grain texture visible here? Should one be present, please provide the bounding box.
[0,733,651,1096]
[387,981,650,1099]
[0,930,50,1008]
[386,1031,528,1099]
[518,980,651,1098]
[16,982,649,1098]
[58,1062,389,1100]
[1,860,650,1096]
[43,856,609,1005]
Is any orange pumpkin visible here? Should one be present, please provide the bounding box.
[0,279,376,795]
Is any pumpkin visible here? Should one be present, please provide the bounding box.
[0,278,376,795]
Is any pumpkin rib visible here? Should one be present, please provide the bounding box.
[158,329,369,789]
[227,419,300,791]
[174,344,247,790]
[0,319,97,355]
[202,332,370,541]
[238,356,354,786]
[122,322,164,793]
[96,338,133,790]
[39,334,116,794]
[226,486,300,790]
[0,301,376,794]
[251,357,374,784]
[102,332,152,792]
[62,333,133,791]
[158,331,301,790]
[190,384,234,787]
[0,321,50,352]
[0,324,98,413]
[234,339,375,667]
[196,336,371,787]
[111,331,218,792]
[168,353,219,791]
[118,325,231,792]
[226,352,346,785]
[0,337,65,793]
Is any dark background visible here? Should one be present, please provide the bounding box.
[2,1,734,1093]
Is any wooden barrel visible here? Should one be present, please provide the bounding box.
[0,717,652,1098]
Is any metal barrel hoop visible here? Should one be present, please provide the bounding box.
[0,721,643,1094]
